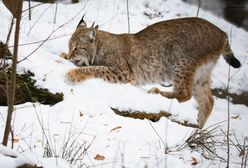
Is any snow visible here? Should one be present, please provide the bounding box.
[0,0,248,167]
[0,145,36,168]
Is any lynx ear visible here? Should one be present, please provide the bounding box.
[87,25,99,40]
[94,25,99,30]
[86,30,96,40]
[77,15,86,28]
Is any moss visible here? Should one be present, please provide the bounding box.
[0,70,63,106]
[17,71,63,105]
[0,41,12,59]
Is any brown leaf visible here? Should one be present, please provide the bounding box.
[231,115,240,119]
[191,157,198,165]
[13,138,19,143]
[239,150,245,157]
[79,111,84,117]
[110,126,122,132]
[94,154,105,160]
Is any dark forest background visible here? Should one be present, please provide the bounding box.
[29,0,248,31]
[183,0,248,31]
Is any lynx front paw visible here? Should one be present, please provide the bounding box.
[60,52,69,59]
[66,68,92,83]
[66,69,81,83]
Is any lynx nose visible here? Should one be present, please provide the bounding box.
[80,62,87,66]
[72,59,87,66]
[74,60,80,64]
[72,59,79,65]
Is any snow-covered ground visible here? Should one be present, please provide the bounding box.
[0,0,247,167]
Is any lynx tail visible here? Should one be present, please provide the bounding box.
[222,40,241,68]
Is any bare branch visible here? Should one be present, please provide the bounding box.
[18,0,89,63]
[196,0,201,17]
[126,0,130,33]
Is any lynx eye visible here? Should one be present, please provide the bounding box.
[81,48,87,52]
[71,46,77,51]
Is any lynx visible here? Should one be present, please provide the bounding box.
[61,16,241,129]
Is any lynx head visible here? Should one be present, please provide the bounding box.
[67,15,99,66]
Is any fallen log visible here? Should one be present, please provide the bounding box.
[212,88,248,106]
[111,108,199,128]
[111,87,247,128]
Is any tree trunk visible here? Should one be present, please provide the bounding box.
[2,0,23,146]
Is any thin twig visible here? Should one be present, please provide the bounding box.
[183,126,227,161]
[244,142,248,168]
[5,19,14,47]
[196,0,201,17]
[32,103,53,156]
[9,33,72,48]
[18,0,89,63]
[28,0,31,20]
[27,4,53,36]
[226,26,233,168]
[126,0,130,33]
[54,0,59,24]
[148,120,168,152]
[22,3,43,13]
[1,18,14,70]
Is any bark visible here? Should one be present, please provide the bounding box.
[3,0,23,18]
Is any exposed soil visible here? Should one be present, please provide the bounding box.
[212,88,248,106]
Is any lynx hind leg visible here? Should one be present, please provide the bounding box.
[171,76,193,102]
[148,68,194,102]
[193,63,215,129]
[148,87,181,99]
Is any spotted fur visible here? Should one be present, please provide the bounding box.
[62,17,241,128]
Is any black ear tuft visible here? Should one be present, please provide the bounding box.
[77,14,86,28]
[91,21,95,28]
